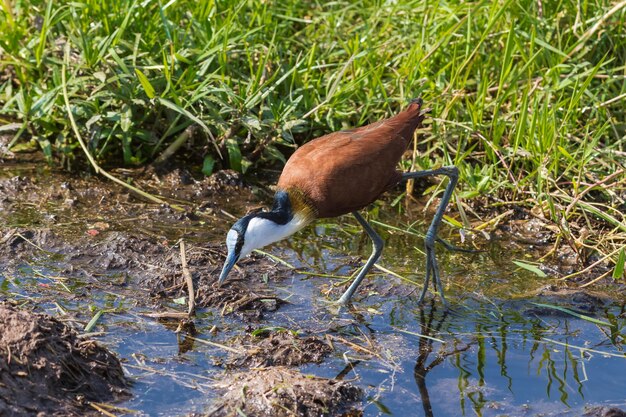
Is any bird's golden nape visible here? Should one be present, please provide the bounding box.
[218,98,459,305]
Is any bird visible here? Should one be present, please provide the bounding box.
[218,98,458,305]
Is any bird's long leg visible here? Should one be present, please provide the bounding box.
[337,211,384,305]
[402,166,459,306]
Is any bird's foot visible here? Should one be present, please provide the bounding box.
[436,237,483,254]
[417,239,449,308]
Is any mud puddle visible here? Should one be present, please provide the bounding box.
[1,162,625,416]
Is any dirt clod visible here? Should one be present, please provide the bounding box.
[147,246,289,320]
[208,367,362,417]
[229,331,333,368]
[585,406,626,417]
[0,304,128,416]
[195,281,286,318]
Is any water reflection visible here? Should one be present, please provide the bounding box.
[282,209,626,416]
[397,300,626,417]
[412,301,462,417]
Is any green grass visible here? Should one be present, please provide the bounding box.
[1,0,625,275]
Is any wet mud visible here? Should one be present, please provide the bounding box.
[227,330,333,368]
[0,164,363,416]
[206,367,362,417]
[0,304,128,416]
[0,164,285,314]
[146,246,289,319]
[1,161,625,416]
[584,407,626,417]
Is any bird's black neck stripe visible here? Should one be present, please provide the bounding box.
[258,190,293,225]
[230,190,294,241]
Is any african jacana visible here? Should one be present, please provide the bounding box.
[218,98,458,304]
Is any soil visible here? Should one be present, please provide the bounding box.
[0,164,289,318]
[584,407,626,417]
[227,330,333,368]
[0,163,361,416]
[146,245,290,320]
[489,207,616,281]
[527,285,613,313]
[205,367,362,417]
[1,160,624,416]
[0,303,128,416]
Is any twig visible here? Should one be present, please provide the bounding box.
[579,269,613,288]
[185,335,244,354]
[142,311,190,319]
[559,245,624,281]
[180,239,196,316]
[474,209,514,231]
[141,239,196,320]
[0,229,17,245]
[88,402,140,415]
[564,168,625,217]
[599,92,626,108]
[14,232,55,254]
[565,0,626,60]
[253,249,297,269]
[122,363,214,392]
[88,403,117,417]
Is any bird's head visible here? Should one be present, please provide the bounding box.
[218,213,260,285]
[218,190,314,285]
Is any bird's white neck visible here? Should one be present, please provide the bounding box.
[239,213,311,258]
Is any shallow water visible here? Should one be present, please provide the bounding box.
[102,217,626,415]
[1,169,625,416]
[265,216,626,417]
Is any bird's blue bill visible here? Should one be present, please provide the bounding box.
[218,251,238,284]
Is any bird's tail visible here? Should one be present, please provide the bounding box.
[402,97,430,134]
[407,97,431,115]
[409,97,423,108]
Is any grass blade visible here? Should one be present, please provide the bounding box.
[613,248,625,280]
[394,327,445,343]
[135,68,155,99]
[531,302,612,327]
[84,310,103,332]
[512,260,547,277]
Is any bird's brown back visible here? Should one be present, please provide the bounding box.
[277,100,427,218]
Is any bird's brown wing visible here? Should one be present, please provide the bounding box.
[277,101,426,218]
[277,130,404,218]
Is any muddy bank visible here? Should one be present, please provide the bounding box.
[146,245,291,319]
[0,165,364,416]
[1,162,621,304]
[2,162,625,417]
[0,164,287,315]
[200,331,358,417]
[0,304,128,416]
